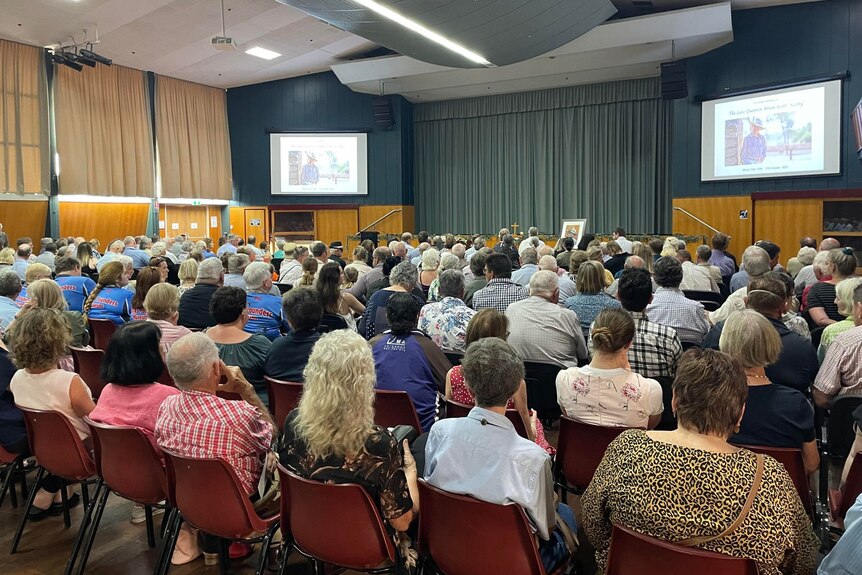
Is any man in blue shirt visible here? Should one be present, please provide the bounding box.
[217,234,239,257]
[424,337,577,573]
[741,117,767,164]
[0,270,21,335]
[122,236,150,270]
[243,262,287,340]
[54,256,97,313]
[300,152,319,185]
[11,244,31,281]
[819,493,862,574]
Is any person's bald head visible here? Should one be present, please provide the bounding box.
[451,243,466,260]
[537,255,558,272]
[820,238,840,251]
[624,255,645,270]
[538,245,553,258]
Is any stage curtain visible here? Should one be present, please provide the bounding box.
[155,75,232,200]
[414,78,671,235]
[0,40,48,195]
[54,63,154,197]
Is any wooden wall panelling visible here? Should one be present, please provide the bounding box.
[0,200,47,247]
[753,198,824,267]
[229,206,247,240]
[159,206,220,243]
[59,201,150,249]
[672,196,752,258]
[316,209,358,249]
[358,205,408,236]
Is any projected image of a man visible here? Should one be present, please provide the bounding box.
[300,152,319,185]
[740,118,767,164]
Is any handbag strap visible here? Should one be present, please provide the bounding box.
[677,453,764,547]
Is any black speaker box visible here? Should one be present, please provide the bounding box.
[660,61,687,100]
[373,96,394,129]
[360,231,380,248]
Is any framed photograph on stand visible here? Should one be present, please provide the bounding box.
[560,219,587,246]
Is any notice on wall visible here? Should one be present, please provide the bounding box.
[158,220,166,229]
[190,222,198,230]
[171,222,180,230]
[250,218,261,226]
[210,216,218,228]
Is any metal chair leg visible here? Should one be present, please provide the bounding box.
[254,523,280,575]
[144,506,156,548]
[277,539,291,575]
[0,460,18,508]
[10,466,45,554]
[64,479,104,575]
[159,505,171,538]
[218,538,230,575]
[154,509,182,575]
[81,480,90,510]
[75,486,110,575]
[59,480,71,528]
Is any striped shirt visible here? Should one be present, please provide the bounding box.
[155,390,272,495]
[472,278,528,312]
[815,325,862,401]
[627,311,683,379]
[646,288,710,344]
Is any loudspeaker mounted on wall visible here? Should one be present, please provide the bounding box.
[660,61,687,100]
[373,96,394,130]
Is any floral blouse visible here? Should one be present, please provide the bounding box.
[417,297,476,352]
[278,411,413,521]
[555,365,663,429]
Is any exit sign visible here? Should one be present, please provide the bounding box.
[192,200,201,206]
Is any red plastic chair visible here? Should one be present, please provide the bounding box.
[162,450,280,575]
[417,479,569,575]
[830,452,862,529]
[443,398,530,439]
[0,444,31,509]
[277,464,400,574]
[265,376,303,432]
[606,524,760,574]
[88,318,116,351]
[373,389,423,432]
[733,444,813,518]
[155,366,175,387]
[69,347,109,400]
[67,419,171,575]
[554,416,631,497]
[11,407,97,574]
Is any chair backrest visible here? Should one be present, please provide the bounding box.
[523,360,564,421]
[373,389,422,431]
[682,290,721,311]
[827,396,862,458]
[733,444,812,517]
[607,524,760,575]
[319,313,349,333]
[88,318,117,351]
[279,464,396,570]
[0,443,20,463]
[155,366,175,387]
[265,376,303,432]
[417,479,547,575]
[836,453,862,521]
[162,450,269,539]
[270,258,284,273]
[276,283,292,295]
[85,417,167,505]
[556,416,630,492]
[442,349,464,366]
[718,282,730,302]
[18,407,94,481]
[442,398,529,439]
[70,346,109,399]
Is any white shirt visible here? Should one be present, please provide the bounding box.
[680,261,718,293]
[505,296,588,367]
[518,238,545,255]
[614,236,633,254]
[556,365,663,428]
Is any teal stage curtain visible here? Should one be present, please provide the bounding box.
[414,78,671,236]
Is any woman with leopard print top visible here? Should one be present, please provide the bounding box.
[582,348,818,575]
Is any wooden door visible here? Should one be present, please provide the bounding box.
[244,208,267,247]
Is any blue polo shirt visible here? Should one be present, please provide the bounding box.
[56,275,97,313]
[87,286,133,325]
[123,247,150,270]
[244,292,285,340]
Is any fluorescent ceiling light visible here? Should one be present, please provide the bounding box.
[351,0,494,67]
[245,46,281,60]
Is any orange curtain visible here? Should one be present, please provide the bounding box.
[0,39,48,195]
[54,63,154,197]
[155,76,232,200]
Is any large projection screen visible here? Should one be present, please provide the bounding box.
[270,133,368,195]
[701,79,842,182]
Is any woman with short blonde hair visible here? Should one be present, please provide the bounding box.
[25,263,52,285]
[279,329,419,535]
[23,279,89,348]
[177,259,198,295]
[144,283,191,353]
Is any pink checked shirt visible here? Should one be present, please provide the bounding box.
[155,390,273,495]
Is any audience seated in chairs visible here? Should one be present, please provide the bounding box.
[278,244,307,286]
[424,336,577,574]
[418,248,440,299]
[806,247,858,327]
[243,261,287,340]
[719,310,819,475]
[463,250,489,308]
[205,287,271,403]
[814,282,862,408]
[315,261,364,331]
[54,255,97,314]
[346,246,391,301]
[774,271,811,341]
[708,232,737,280]
[265,287,322,383]
[155,333,276,565]
[0,336,26,460]
[710,245,772,324]
[646,257,710,346]
[21,279,90,348]
[581,348,818,575]
[83,261,133,326]
[144,283,191,354]
[177,257,224,330]
[148,256,170,283]
[678,249,719,293]
[506,270,588,369]
[223,253,250,291]
[704,273,818,394]
[278,329,419,543]
[445,308,554,454]
[511,247,539,287]
[360,261,424,340]
[0,270,21,333]
[818,277,862,362]
[695,244,724,287]
[472,252,528,312]
[418,269,475,353]
[615,268,683,380]
[787,238,817,279]
[344,245,372,280]
[8,307,94,519]
[564,260,621,340]
[557,308,663,429]
[795,239,838,295]
[130,267,163,321]
[176,258,198,295]
[370,293,449,433]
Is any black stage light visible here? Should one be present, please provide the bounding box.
[79,49,112,66]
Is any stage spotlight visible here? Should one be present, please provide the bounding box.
[79,49,111,66]
[76,53,97,67]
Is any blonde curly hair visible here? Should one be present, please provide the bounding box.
[294,330,376,459]
[8,308,71,369]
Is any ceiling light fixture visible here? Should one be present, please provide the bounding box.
[245,46,281,60]
[349,0,494,67]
